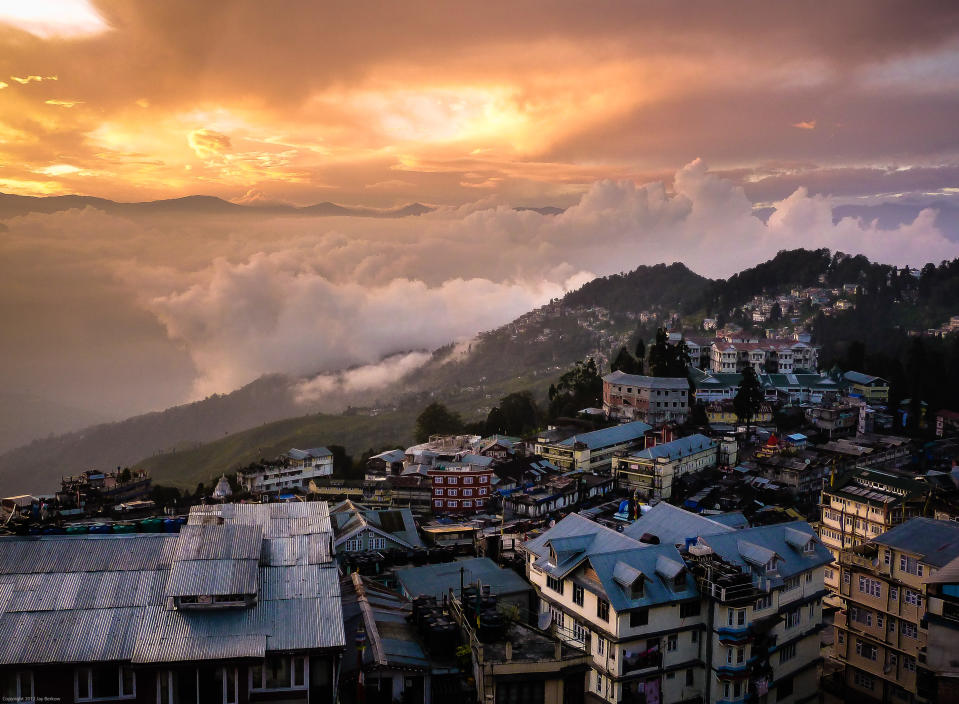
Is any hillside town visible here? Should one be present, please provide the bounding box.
[4,316,959,704]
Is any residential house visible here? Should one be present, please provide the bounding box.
[394,556,533,615]
[365,450,406,481]
[239,447,334,493]
[428,462,495,515]
[921,555,959,703]
[602,372,689,424]
[330,500,425,555]
[833,519,959,703]
[611,434,719,500]
[0,501,345,704]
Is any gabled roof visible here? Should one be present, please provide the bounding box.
[698,522,832,578]
[627,434,716,461]
[709,512,749,529]
[623,502,733,546]
[554,421,652,450]
[583,547,697,612]
[370,449,406,464]
[844,371,888,386]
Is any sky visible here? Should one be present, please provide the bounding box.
[1,1,959,441]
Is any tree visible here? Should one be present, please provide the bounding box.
[733,366,764,439]
[328,445,353,476]
[688,401,709,428]
[487,391,540,436]
[611,346,639,374]
[548,358,603,419]
[634,339,646,373]
[415,402,464,442]
[648,327,690,377]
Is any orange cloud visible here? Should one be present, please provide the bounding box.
[11,75,58,84]
[187,129,232,160]
[792,120,816,130]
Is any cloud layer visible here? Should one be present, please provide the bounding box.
[1,161,955,423]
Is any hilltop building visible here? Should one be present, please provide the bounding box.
[238,447,334,493]
[601,372,689,425]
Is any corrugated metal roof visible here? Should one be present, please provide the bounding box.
[165,559,259,597]
[0,501,345,666]
[555,420,653,450]
[699,522,832,578]
[173,524,263,561]
[623,503,733,546]
[0,534,176,574]
[627,434,716,461]
[872,518,959,567]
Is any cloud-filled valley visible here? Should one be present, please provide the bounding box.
[1,160,957,437]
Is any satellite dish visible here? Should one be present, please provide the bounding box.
[538,611,553,630]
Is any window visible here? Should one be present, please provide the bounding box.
[843,571,850,585]
[686,669,694,686]
[447,477,458,485]
[462,489,473,497]
[596,635,605,656]
[776,676,794,701]
[447,489,458,497]
[890,586,898,600]
[463,476,474,484]
[597,599,610,622]
[850,606,873,627]
[479,487,488,495]
[434,500,443,508]
[573,620,588,644]
[435,476,443,484]
[904,656,917,672]
[853,671,875,690]
[855,639,878,661]
[779,643,796,663]
[680,601,701,618]
[806,570,813,582]
[434,488,445,496]
[883,549,891,565]
[1,671,33,702]
[475,499,484,507]
[76,666,135,701]
[904,589,922,607]
[667,634,677,652]
[370,537,386,551]
[901,621,918,639]
[858,576,882,597]
[572,584,584,606]
[900,555,923,576]
[630,608,648,627]
[755,595,772,611]
[217,668,238,704]
[691,630,698,643]
[785,607,801,629]
[546,575,564,594]
[783,576,800,591]
[344,538,361,552]
[479,475,488,483]
[727,608,746,627]
[251,656,307,691]
[727,646,745,664]
[462,500,472,508]
[447,500,457,508]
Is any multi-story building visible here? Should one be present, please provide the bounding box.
[921,554,959,703]
[0,501,345,704]
[537,421,652,475]
[239,447,335,493]
[843,372,891,404]
[522,507,831,704]
[709,340,819,375]
[602,372,689,424]
[611,434,719,500]
[329,499,425,555]
[428,462,494,515]
[817,469,930,596]
[832,519,959,703]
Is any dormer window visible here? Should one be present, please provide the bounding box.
[631,581,645,599]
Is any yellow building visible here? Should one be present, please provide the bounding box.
[832,519,959,703]
[817,469,929,598]
[843,371,890,404]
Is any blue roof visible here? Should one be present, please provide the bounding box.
[623,503,733,545]
[627,434,716,461]
[709,512,750,529]
[873,518,959,568]
[394,557,531,600]
[556,421,651,450]
[698,522,832,579]
[844,371,887,386]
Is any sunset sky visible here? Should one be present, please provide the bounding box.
[2,1,959,207]
[1,1,959,443]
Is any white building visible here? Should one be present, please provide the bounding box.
[240,447,334,493]
[522,505,832,704]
